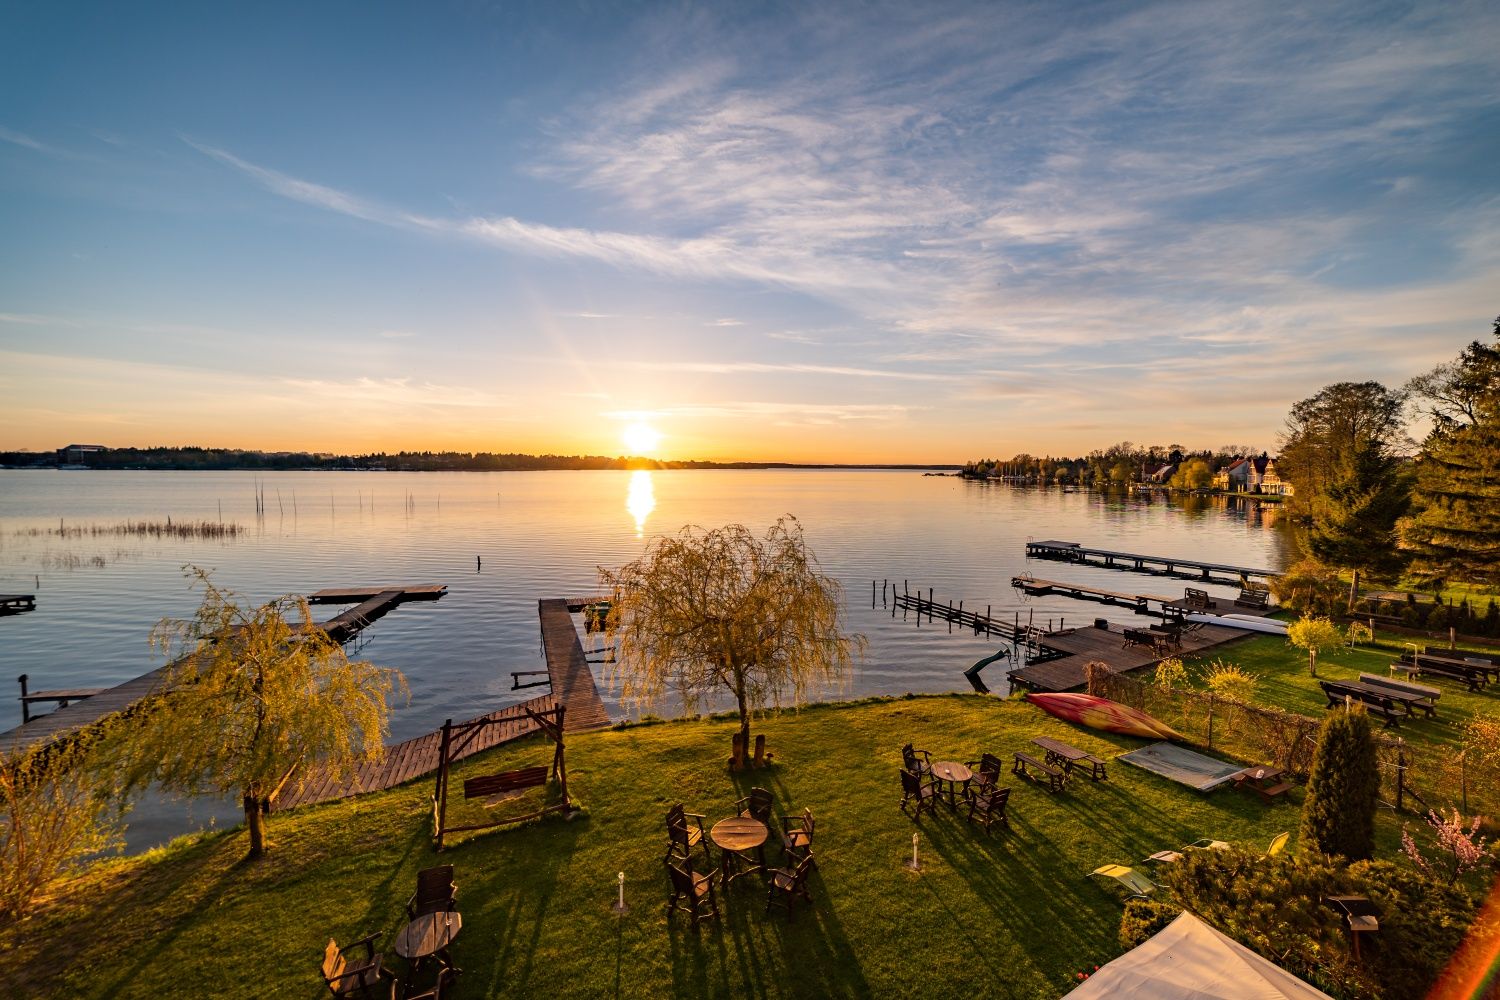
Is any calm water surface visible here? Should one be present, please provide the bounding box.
[0,469,1292,848]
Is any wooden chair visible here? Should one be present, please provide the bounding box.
[780,807,815,867]
[901,743,933,777]
[765,853,816,920]
[900,768,939,818]
[402,968,452,1000]
[735,786,774,825]
[1088,864,1161,903]
[321,933,396,999]
[666,860,720,928]
[665,803,711,867]
[964,752,1004,794]
[965,786,1010,834]
[1184,587,1212,610]
[407,865,457,920]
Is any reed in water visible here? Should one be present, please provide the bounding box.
[15,519,245,539]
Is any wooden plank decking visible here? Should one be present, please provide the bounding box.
[1025,540,1276,583]
[272,694,557,811]
[539,598,612,731]
[1,594,37,616]
[1007,622,1247,693]
[1011,576,1174,614]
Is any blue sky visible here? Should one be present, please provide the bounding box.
[2,0,1497,461]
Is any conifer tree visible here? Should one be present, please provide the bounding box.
[1299,706,1380,860]
[1306,439,1412,609]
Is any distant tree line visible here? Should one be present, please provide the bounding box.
[0,446,957,473]
[960,442,1263,486]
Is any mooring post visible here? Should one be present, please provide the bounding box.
[434,719,453,851]
[18,674,29,724]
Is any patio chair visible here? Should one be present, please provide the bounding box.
[900,768,939,818]
[407,865,457,920]
[666,860,720,928]
[321,933,397,999]
[765,853,816,920]
[1088,864,1161,903]
[780,807,815,867]
[901,743,933,777]
[665,803,712,867]
[735,786,774,825]
[402,967,453,1000]
[964,752,1004,794]
[965,786,1010,835]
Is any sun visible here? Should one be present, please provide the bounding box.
[622,421,662,456]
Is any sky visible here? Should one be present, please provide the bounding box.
[1,0,1497,463]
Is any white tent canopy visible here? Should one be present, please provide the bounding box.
[1067,911,1333,1000]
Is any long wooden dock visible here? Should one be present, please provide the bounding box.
[538,598,613,732]
[1025,540,1276,585]
[0,594,36,616]
[1011,576,1174,615]
[271,694,557,811]
[1008,621,1246,692]
[0,584,447,757]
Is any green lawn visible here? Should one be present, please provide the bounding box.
[4,695,1337,1000]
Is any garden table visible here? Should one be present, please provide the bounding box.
[395,910,462,976]
[711,816,768,887]
[930,761,972,809]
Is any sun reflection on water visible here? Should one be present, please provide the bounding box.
[626,470,655,536]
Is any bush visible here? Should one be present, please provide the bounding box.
[1270,559,1345,616]
[1153,657,1188,691]
[1118,898,1181,948]
[1301,707,1380,861]
[1160,850,1478,999]
[1202,660,1258,703]
[1345,621,1373,647]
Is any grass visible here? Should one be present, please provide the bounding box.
[4,694,1330,1000]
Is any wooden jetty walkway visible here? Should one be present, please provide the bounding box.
[1011,575,1175,616]
[271,694,557,811]
[0,584,447,757]
[1025,540,1276,585]
[539,598,612,732]
[883,585,1026,641]
[0,594,36,617]
[1008,621,1246,693]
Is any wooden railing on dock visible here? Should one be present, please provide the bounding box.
[1010,576,1173,616]
[0,594,36,617]
[1024,540,1276,585]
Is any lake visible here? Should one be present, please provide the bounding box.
[0,469,1293,848]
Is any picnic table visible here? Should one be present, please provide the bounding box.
[1231,765,1290,803]
[710,816,768,887]
[930,761,973,809]
[1031,736,1108,781]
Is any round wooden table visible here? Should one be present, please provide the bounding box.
[930,761,973,809]
[395,911,462,973]
[711,816,769,887]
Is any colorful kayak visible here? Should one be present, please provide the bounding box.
[1026,692,1183,741]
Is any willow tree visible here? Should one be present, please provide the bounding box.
[113,568,404,858]
[601,518,862,768]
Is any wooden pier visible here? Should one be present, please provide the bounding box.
[538,598,613,732]
[1025,540,1276,586]
[1007,621,1246,693]
[1,594,36,616]
[1010,576,1173,616]
[271,694,557,812]
[1,584,447,757]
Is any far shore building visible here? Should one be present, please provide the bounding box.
[1147,463,1177,483]
[1213,454,1294,496]
[56,443,107,465]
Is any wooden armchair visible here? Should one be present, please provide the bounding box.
[901,743,933,777]
[765,853,816,920]
[321,933,396,1000]
[666,860,720,928]
[407,865,457,920]
[966,786,1010,835]
[665,803,711,867]
[735,786,774,825]
[780,807,815,867]
[964,752,1004,794]
[900,768,938,818]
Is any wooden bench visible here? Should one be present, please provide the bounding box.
[1234,588,1270,611]
[463,765,550,801]
[1013,751,1065,792]
[1420,648,1500,683]
[1359,673,1439,717]
[1397,659,1486,692]
[17,674,107,724]
[1319,681,1402,727]
[1033,736,1108,781]
[1184,587,1213,610]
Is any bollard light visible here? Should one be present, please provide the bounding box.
[906,831,921,872]
[612,870,628,914]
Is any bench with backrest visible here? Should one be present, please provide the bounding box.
[1421,647,1500,682]
[1013,751,1065,792]
[1358,673,1439,717]
[464,765,549,801]
[1234,588,1270,611]
[1319,680,1402,727]
[1184,587,1213,610]
[1395,657,1486,692]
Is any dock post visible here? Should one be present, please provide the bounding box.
[434,720,453,851]
[18,674,28,724]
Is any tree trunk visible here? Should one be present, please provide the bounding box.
[734,677,751,771]
[1347,568,1360,614]
[1309,648,1317,678]
[243,790,266,858]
